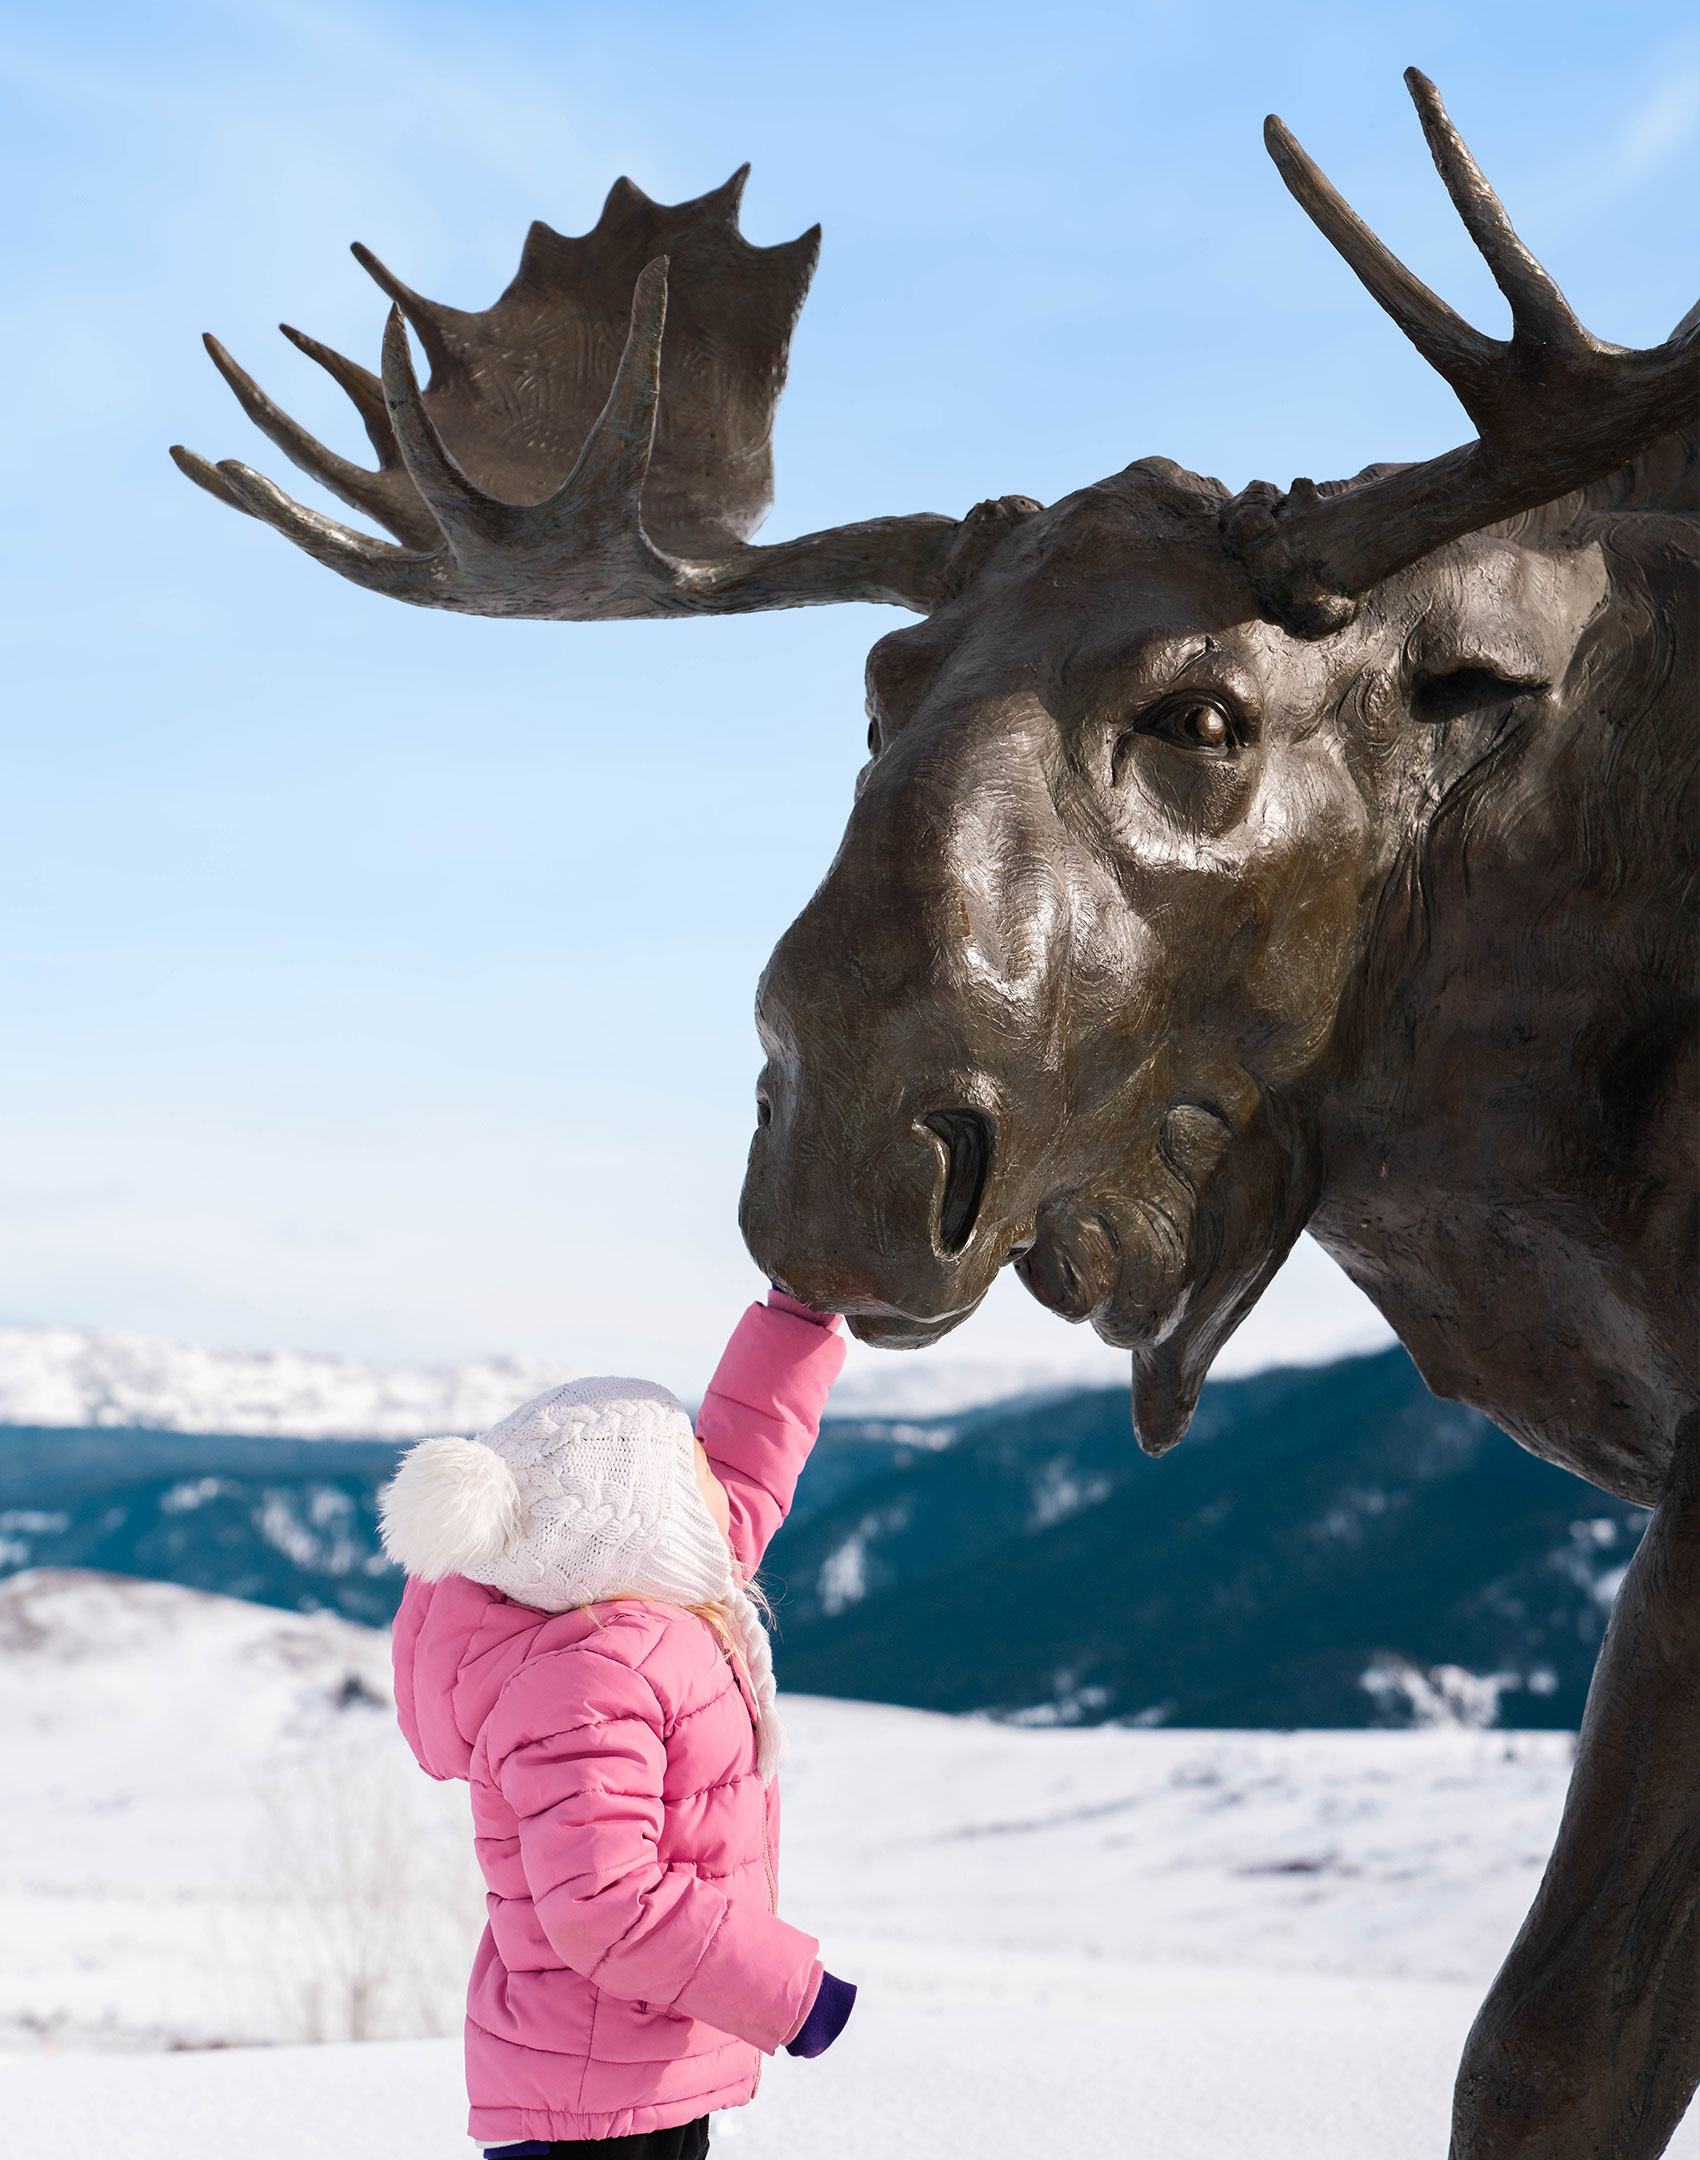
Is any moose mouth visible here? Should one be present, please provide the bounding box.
[841,1190,1134,1350]
[1011,1101,1254,1345]
[762,1091,1311,1404]
[1016,1204,1124,1324]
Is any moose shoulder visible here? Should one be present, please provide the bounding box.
[176,68,1698,2160]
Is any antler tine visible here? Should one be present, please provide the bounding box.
[201,333,438,549]
[1263,114,1493,386]
[698,163,751,217]
[1403,68,1587,352]
[1225,73,1700,635]
[378,306,515,545]
[351,243,457,377]
[279,323,391,453]
[212,458,447,603]
[544,257,667,527]
[169,443,255,516]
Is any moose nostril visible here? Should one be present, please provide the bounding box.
[922,1109,994,1256]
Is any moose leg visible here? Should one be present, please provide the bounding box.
[1451,1419,1700,2160]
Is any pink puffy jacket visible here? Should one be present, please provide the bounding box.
[392,1297,847,2146]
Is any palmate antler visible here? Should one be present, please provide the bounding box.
[171,170,960,617]
[1223,69,1700,635]
[177,78,1698,633]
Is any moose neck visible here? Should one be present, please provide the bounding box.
[1303,524,1697,1508]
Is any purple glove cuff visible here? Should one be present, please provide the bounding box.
[785,1969,856,2058]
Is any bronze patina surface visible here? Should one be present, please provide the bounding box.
[178,70,1698,2160]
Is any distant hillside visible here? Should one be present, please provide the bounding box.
[0,1349,1645,1728]
[764,1350,1645,1730]
[0,1428,409,1626]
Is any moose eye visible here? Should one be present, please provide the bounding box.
[1116,692,1246,769]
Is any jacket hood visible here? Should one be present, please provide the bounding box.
[393,1572,602,1782]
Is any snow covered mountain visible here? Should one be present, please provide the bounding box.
[0,1321,1113,1435]
[0,1347,1643,1729]
[0,1324,574,1440]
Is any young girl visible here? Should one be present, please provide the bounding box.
[380,1289,856,2158]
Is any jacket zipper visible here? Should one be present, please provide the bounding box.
[757,1775,781,2093]
[700,1610,776,2089]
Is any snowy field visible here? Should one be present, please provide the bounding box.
[0,1568,1693,2157]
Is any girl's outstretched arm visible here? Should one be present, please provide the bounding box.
[696,1289,846,1575]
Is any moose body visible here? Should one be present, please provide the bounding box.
[1305,474,1696,1513]
[179,71,1698,2158]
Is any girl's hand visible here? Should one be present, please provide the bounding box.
[767,1286,842,1330]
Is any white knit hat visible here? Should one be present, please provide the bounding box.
[379,1377,786,1778]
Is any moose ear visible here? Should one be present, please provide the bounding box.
[1400,536,1610,724]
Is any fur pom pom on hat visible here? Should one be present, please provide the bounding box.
[377,1433,522,1581]
[380,1376,786,1779]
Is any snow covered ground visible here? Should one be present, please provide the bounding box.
[0,1569,1693,2156]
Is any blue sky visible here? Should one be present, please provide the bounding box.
[2,0,1695,1393]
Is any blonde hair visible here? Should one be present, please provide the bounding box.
[688,1599,739,1658]
[687,1573,773,1651]
[576,1569,771,1635]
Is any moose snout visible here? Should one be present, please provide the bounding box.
[740,1075,1008,1339]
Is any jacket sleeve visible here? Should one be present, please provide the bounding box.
[695,1299,847,1574]
[486,1642,821,2052]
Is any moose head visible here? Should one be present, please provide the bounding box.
[175,71,1697,1453]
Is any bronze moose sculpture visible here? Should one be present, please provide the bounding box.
[175,69,1697,2160]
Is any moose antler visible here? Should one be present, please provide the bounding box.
[1223,69,1700,635]
[171,171,959,617]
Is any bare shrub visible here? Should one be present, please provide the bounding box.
[253,1720,484,2043]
